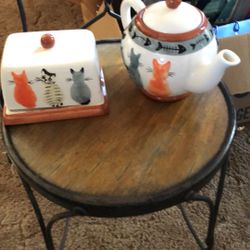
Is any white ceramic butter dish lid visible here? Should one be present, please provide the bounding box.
[1,29,105,112]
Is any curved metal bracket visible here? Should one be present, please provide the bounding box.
[81,0,122,31]
[16,0,122,33]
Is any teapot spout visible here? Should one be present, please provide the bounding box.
[185,49,241,93]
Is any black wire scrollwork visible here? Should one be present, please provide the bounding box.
[16,0,122,33]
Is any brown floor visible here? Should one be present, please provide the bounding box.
[0,1,249,249]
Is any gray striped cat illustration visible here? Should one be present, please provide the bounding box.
[70,68,91,105]
[127,48,143,88]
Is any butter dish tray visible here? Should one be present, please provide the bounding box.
[1,29,108,125]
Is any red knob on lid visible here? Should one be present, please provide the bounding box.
[166,0,182,9]
[40,33,55,49]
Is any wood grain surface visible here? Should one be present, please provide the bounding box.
[8,44,228,205]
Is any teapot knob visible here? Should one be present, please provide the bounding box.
[166,0,181,9]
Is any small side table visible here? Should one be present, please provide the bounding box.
[2,43,236,250]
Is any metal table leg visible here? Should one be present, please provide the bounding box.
[19,175,87,250]
[205,157,229,249]
[20,176,51,248]
[179,156,229,250]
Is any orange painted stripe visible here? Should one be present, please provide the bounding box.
[141,88,191,102]
[135,8,208,42]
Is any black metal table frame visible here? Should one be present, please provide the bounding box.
[1,1,236,249]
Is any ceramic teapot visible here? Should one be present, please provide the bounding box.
[120,0,241,101]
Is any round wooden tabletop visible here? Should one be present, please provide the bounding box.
[2,43,235,216]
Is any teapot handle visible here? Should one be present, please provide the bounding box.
[120,0,146,30]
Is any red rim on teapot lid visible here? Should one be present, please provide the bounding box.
[135,0,208,42]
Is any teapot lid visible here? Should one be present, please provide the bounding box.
[135,0,208,42]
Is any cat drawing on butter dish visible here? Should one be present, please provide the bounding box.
[70,68,91,105]
[36,68,64,107]
[11,70,37,108]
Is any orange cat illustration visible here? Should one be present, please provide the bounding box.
[147,59,171,98]
[11,70,37,108]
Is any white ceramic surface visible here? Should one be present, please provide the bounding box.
[120,0,241,101]
[1,30,104,111]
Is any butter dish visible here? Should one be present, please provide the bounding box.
[0,29,108,125]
